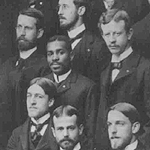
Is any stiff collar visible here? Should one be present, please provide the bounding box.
[31,112,50,125]
[124,140,138,150]
[60,142,81,150]
[111,47,133,63]
[68,24,86,39]
[53,70,72,83]
[19,46,37,59]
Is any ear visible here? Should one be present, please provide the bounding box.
[78,6,86,16]
[51,127,56,137]
[79,124,84,135]
[127,28,133,40]
[48,98,54,107]
[37,28,44,39]
[70,51,74,62]
[132,122,140,134]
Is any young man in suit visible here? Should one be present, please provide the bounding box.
[45,35,97,150]
[107,102,146,150]
[0,7,48,147]
[7,77,57,150]
[51,105,86,150]
[95,9,150,150]
[57,0,111,83]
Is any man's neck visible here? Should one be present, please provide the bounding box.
[68,24,85,39]
[19,46,37,59]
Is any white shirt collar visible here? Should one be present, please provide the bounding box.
[124,140,138,150]
[68,24,86,39]
[60,142,81,150]
[53,70,72,83]
[19,46,37,59]
[111,47,133,63]
[31,112,50,124]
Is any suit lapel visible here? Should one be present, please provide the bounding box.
[101,63,112,86]
[20,118,30,150]
[57,71,77,94]
[114,52,141,82]
[36,118,57,150]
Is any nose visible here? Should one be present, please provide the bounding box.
[110,124,117,134]
[63,129,69,137]
[20,27,26,36]
[109,34,116,43]
[52,53,59,61]
[58,5,63,15]
[30,96,36,105]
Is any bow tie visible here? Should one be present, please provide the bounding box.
[111,62,122,70]
[30,117,50,147]
[69,30,85,44]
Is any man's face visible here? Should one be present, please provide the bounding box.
[58,0,80,30]
[101,20,132,56]
[16,14,40,51]
[52,115,83,150]
[104,0,115,10]
[107,110,134,150]
[47,40,72,76]
[27,84,51,120]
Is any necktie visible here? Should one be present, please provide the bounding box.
[70,30,85,44]
[111,62,122,70]
[16,58,25,70]
[30,117,50,147]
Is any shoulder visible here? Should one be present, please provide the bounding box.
[74,72,96,87]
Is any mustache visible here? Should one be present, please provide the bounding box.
[109,45,120,48]
[17,36,27,42]
[110,136,120,139]
[50,62,62,66]
[60,138,74,143]
[59,15,66,20]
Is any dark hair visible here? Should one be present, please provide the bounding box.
[73,0,88,8]
[52,105,82,127]
[108,102,143,134]
[19,8,44,29]
[29,77,57,99]
[98,9,131,34]
[47,35,72,52]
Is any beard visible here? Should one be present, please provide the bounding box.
[58,138,77,150]
[110,135,132,150]
[59,15,79,31]
[16,36,37,51]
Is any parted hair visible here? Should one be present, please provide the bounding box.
[29,77,57,99]
[19,7,44,29]
[52,105,82,127]
[98,8,131,34]
[47,35,72,52]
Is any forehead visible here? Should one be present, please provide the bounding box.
[108,110,130,123]
[101,20,126,33]
[53,115,77,127]
[59,0,74,5]
[17,14,37,26]
[27,84,45,95]
[47,41,68,51]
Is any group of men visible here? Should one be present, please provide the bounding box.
[0,0,150,150]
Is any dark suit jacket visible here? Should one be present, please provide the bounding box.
[132,12,150,58]
[95,51,150,150]
[0,50,48,147]
[135,141,146,150]
[7,118,57,150]
[45,71,98,150]
[61,29,111,83]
